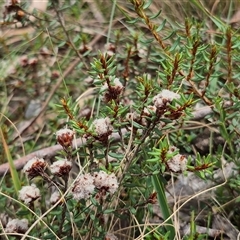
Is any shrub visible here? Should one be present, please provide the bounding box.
[0,1,239,239]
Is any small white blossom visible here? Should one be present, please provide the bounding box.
[50,191,61,205]
[50,159,72,176]
[93,171,119,195]
[19,184,40,205]
[23,157,46,177]
[153,90,180,108]
[158,89,180,101]
[72,173,95,200]
[92,117,112,136]
[167,146,187,172]
[5,218,28,233]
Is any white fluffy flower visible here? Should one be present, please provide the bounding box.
[19,184,40,205]
[101,77,123,103]
[166,146,187,172]
[153,90,180,108]
[50,159,72,176]
[23,157,46,177]
[72,173,95,200]
[50,191,61,205]
[92,117,112,136]
[158,89,180,101]
[56,128,75,148]
[93,171,119,195]
[5,218,28,233]
[112,78,123,89]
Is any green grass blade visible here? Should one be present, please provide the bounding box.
[151,174,175,239]
[0,128,21,193]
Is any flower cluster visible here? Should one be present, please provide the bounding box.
[166,146,187,172]
[56,128,75,149]
[93,170,119,194]
[21,157,73,209]
[105,232,118,240]
[138,90,181,125]
[101,77,123,103]
[72,173,95,200]
[5,218,28,234]
[50,159,72,177]
[23,157,46,178]
[92,117,113,142]
[153,89,180,109]
[19,184,40,205]
[23,156,72,179]
[50,191,61,205]
[72,171,119,201]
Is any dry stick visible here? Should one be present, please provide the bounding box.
[0,106,213,176]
